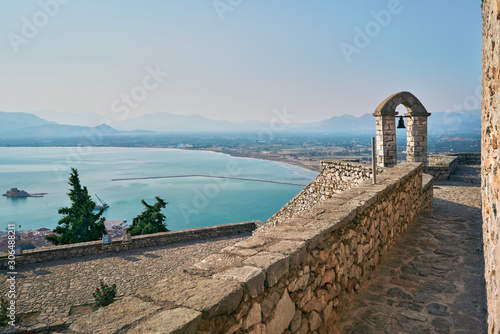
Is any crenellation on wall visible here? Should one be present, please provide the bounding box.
[68,162,433,333]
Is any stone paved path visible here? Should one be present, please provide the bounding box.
[328,171,487,333]
[0,233,250,331]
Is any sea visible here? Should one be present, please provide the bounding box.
[0,147,318,232]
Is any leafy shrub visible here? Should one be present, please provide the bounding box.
[92,281,116,307]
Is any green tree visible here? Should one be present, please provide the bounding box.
[46,168,106,245]
[20,240,36,250]
[126,197,168,236]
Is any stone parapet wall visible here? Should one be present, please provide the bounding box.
[0,221,259,269]
[450,152,481,165]
[425,153,481,180]
[421,173,434,212]
[426,154,458,180]
[428,154,459,167]
[482,1,500,332]
[68,162,432,333]
[267,160,384,227]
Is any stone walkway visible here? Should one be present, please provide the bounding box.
[0,233,250,332]
[328,172,487,332]
[449,164,481,184]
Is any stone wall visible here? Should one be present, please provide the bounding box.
[425,154,459,180]
[0,221,259,269]
[424,153,480,180]
[69,162,433,333]
[482,1,500,332]
[451,152,482,165]
[421,173,434,213]
[267,160,384,227]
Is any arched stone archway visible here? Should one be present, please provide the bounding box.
[372,91,431,167]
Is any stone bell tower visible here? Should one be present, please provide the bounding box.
[373,91,431,168]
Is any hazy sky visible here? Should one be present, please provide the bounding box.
[0,1,481,123]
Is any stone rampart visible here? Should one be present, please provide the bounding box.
[425,153,480,180]
[425,155,459,180]
[421,173,434,212]
[0,221,259,269]
[451,152,481,165]
[69,162,433,333]
[267,160,384,227]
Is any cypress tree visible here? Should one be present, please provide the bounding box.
[126,197,168,236]
[46,168,106,245]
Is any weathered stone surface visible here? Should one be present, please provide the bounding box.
[259,227,323,249]
[427,303,448,316]
[400,310,427,322]
[261,291,280,319]
[386,287,412,300]
[343,321,375,334]
[68,296,159,333]
[482,2,500,332]
[242,303,261,330]
[186,253,243,276]
[127,307,202,334]
[266,290,295,334]
[137,273,243,318]
[233,237,267,249]
[243,252,289,287]
[289,310,302,333]
[431,317,451,334]
[321,269,335,285]
[248,323,266,334]
[268,240,307,268]
[288,273,309,293]
[222,246,259,257]
[213,266,265,298]
[308,311,322,331]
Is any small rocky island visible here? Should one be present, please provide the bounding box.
[2,188,47,198]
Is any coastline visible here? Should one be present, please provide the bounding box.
[0,144,323,173]
[197,148,322,173]
[1,146,320,246]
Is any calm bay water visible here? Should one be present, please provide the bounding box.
[0,147,317,231]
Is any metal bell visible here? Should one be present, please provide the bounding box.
[397,116,406,129]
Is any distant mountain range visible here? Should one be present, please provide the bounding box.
[28,110,107,127]
[0,109,481,139]
[0,112,135,138]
